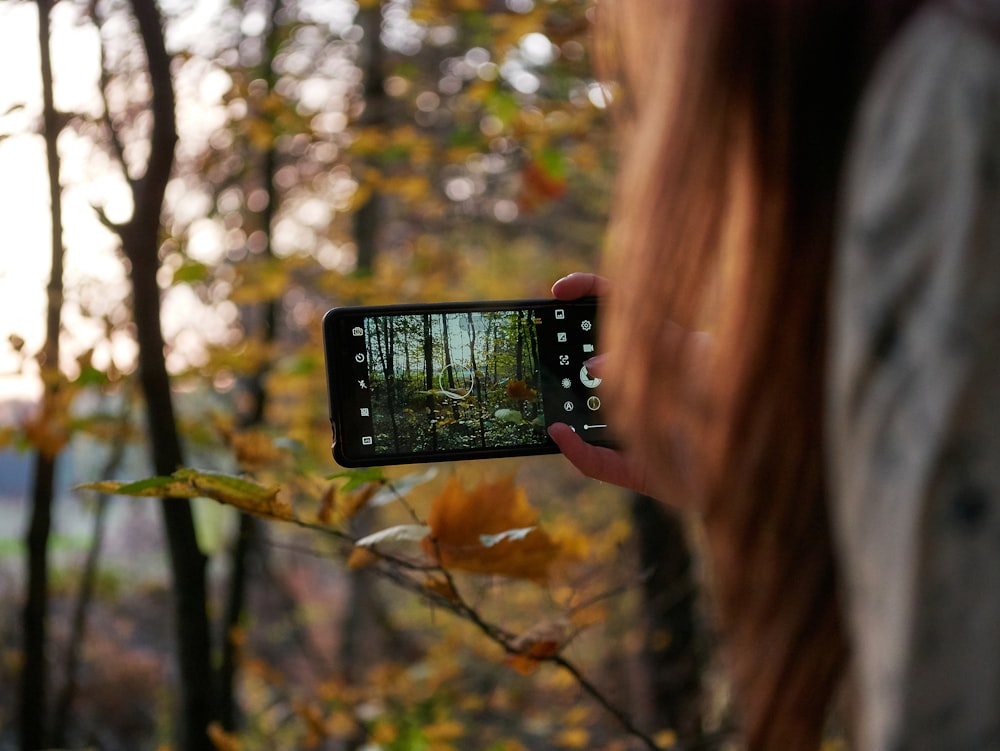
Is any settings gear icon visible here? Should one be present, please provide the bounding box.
[580,320,592,331]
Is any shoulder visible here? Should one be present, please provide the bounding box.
[846,2,1000,208]
[838,2,1000,268]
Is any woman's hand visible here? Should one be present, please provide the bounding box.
[547,423,662,498]
[546,273,665,499]
[550,271,612,301]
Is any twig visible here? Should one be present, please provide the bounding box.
[256,485,682,750]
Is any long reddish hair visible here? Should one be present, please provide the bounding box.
[598,2,919,748]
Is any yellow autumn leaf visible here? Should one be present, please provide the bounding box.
[317,483,337,524]
[77,477,202,499]
[229,429,286,471]
[347,546,380,570]
[245,117,274,150]
[207,722,242,751]
[381,174,433,203]
[554,728,590,749]
[22,380,77,459]
[489,10,546,54]
[423,575,461,604]
[80,470,290,521]
[293,699,327,747]
[0,425,17,451]
[424,719,464,742]
[173,469,291,520]
[371,721,398,744]
[653,730,679,748]
[326,709,357,738]
[229,258,290,304]
[421,475,562,581]
[349,126,385,155]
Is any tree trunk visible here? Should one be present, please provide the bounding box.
[217,0,287,727]
[20,0,64,746]
[119,1,217,748]
[630,493,704,743]
[52,405,129,746]
[352,2,385,274]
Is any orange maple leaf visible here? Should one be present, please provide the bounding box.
[505,379,537,401]
[504,618,569,675]
[421,475,561,581]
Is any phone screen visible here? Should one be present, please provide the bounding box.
[323,299,611,466]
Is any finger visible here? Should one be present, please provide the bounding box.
[583,354,606,378]
[551,272,612,301]
[548,423,645,494]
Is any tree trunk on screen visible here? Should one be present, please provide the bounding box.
[116,1,217,748]
[423,314,437,450]
[20,1,64,747]
[467,313,487,446]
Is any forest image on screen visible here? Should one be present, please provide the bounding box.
[364,309,547,455]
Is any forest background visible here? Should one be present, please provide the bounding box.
[0,1,712,750]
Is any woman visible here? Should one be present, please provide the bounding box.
[550,2,1000,749]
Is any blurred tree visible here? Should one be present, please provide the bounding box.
[218,0,325,732]
[631,493,705,744]
[5,1,718,748]
[19,0,65,748]
[93,0,218,747]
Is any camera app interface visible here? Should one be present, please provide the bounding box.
[336,304,607,461]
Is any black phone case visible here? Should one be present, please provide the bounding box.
[323,298,610,467]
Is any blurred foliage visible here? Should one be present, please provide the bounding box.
[0,1,703,750]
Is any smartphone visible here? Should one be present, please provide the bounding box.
[322,298,613,467]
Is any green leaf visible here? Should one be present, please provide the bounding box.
[119,475,194,495]
[75,365,109,388]
[327,467,387,492]
[172,259,210,285]
[76,477,198,498]
[485,89,519,127]
[537,146,566,179]
[79,469,289,520]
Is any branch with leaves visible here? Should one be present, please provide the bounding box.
[81,465,701,751]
